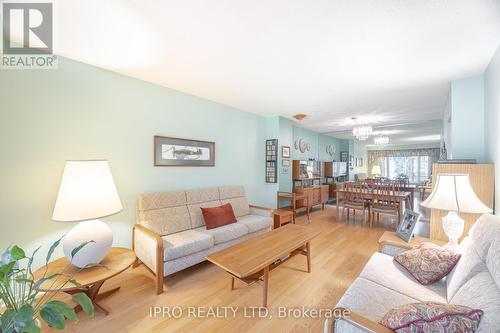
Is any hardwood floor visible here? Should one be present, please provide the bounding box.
[51,205,396,333]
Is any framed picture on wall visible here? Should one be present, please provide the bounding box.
[282,159,290,167]
[154,136,215,166]
[282,146,290,158]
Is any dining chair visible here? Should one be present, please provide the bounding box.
[370,184,401,227]
[342,181,370,224]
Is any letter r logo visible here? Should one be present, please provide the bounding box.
[2,2,53,54]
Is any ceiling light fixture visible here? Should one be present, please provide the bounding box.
[293,114,307,120]
[352,117,372,141]
[374,135,389,145]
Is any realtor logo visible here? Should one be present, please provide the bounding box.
[1,1,57,69]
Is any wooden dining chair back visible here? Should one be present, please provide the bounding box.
[371,184,400,227]
[342,181,369,223]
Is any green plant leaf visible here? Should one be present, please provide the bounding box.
[44,300,78,323]
[72,292,94,317]
[70,241,95,259]
[9,305,40,333]
[33,273,62,291]
[11,245,25,260]
[0,262,16,282]
[46,236,64,265]
[67,278,82,287]
[0,309,16,332]
[40,304,66,330]
[18,320,40,333]
[15,276,33,284]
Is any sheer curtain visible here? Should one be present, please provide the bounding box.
[368,148,439,184]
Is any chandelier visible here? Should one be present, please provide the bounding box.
[352,118,372,141]
[374,135,389,145]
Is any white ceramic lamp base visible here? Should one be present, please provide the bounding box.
[442,211,464,252]
[63,219,113,268]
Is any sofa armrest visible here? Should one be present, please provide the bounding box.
[249,204,273,217]
[378,240,413,257]
[132,224,164,294]
[325,309,393,333]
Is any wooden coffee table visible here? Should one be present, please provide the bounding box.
[33,247,136,315]
[206,224,319,307]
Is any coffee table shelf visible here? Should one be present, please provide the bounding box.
[206,224,319,307]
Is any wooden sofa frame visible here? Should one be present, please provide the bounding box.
[132,204,273,294]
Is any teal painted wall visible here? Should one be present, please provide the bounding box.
[0,56,275,264]
[278,117,293,192]
[291,127,344,162]
[318,134,342,162]
[292,126,319,160]
[449,75,485,162]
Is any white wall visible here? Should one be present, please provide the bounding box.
[485,45,500,213]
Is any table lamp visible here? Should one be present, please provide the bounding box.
[420,173,492,250]
[52,160,123,268]
[371,165,381,177]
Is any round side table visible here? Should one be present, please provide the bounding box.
[33,247,136,315]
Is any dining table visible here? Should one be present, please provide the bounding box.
[335,188,412,224]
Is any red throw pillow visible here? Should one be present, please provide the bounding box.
[380,302,483,332]
[201,203,237,230]
[394,242,461,285]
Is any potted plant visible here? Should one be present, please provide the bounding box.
[0,238,95,332]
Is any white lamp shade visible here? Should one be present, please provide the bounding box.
[421,173,492,214]
[52,160,123,222]
[371,165,381,175]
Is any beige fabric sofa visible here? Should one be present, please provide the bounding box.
[325,214,500,332]
[132,185,273,294]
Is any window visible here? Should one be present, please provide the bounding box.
[379,155,431,184]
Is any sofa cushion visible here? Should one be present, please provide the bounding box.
[450,271,500,333]
[162,229,214,261]
[221,197,250,217]
[196,223,248,245]
[187,200,222,229]
[219,185,245,199]
[237,215,273,233]
[486,239,500,291]
[446,237,487,302]
[394,242,461,285]
[140,205,192,236]
[137,191,187,210]
[336,277,419,323]
[360,253,447,303]
[468,214,500,260]
[185,187,220,204]
[380,302,483,332]
[201,203,237,230]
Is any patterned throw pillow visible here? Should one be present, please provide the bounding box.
[380,302,483,333]
[394,242,461,285]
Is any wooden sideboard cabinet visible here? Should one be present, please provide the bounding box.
[294,185,329,210]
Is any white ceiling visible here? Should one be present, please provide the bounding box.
[13,1,500,143]
[330,120,443,147]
